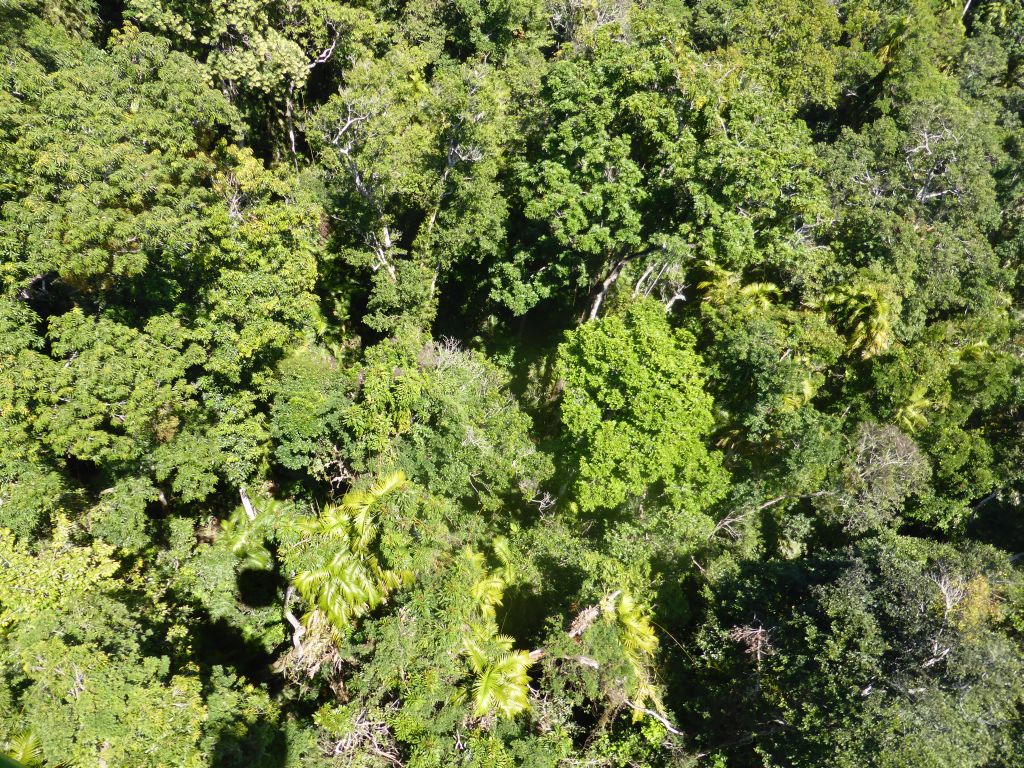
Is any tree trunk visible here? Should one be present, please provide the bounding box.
[584,258,629,321]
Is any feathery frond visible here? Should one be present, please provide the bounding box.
[292,471,409,637]
[895,384,932,434]
[825,282,895,359]
[472,651,534,718]
[4,731,44,767]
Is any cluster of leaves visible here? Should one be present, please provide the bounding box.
[3,0,1024,766]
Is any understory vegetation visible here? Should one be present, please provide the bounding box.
[3,0,1024,765]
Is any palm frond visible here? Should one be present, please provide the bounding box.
[615,593,658,656]
[369,470,407,498]
[738,281,781,310]
[825,282,894,359]
[289,471,413,637]
[492,536,515,582]
[4,731,43,767]
[472,574,506,617]
[895,384,932,434]
[472,651,534,718]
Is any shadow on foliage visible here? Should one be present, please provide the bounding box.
[133,579,286,698]
[658,555,816,758]
[500,552,586,647]
[967,497,1024,557]
[210,717,288,768]
[238,567,286,609]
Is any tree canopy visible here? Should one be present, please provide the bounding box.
[3,0,1024,766]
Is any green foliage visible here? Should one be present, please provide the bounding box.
[0,21,322,533]
[309,47,517,331]
[687,538,1024,767]
[3,1,1024,766]
[500,9,829,317]
[557,299,727,512]
[2,731,43,767]
[270,335,550,508]
[459,546,534,718]
[0,524,207,767]
[824,279,897,360]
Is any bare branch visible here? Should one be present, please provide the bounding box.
[623,700,684,735]
[239,487,257,521]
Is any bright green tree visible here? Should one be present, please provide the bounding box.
[557,300,727,513]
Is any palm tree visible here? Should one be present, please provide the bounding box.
[824,282,895,359]
[462,538,516,619]
[470,569,506,620]
[611,592,658,657]
[471,649,534,718]
[697,261,742,306]
[895,384,932,434]
[781,377,817,413]
[738,281,782,311]
[294,552,404,632]
[220,511,273,569]
[978,0,1008,27]
[292,471,411,636]
[875,13,912,67]
[2,732,43,767]
[698,261,781,313]
[602,591,663,714]
[779,354,820,412]
[459,544,534,719]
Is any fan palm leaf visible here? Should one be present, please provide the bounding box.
[615,593,658,656]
